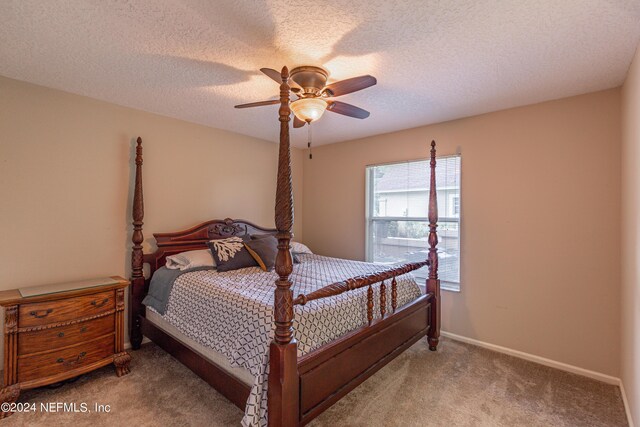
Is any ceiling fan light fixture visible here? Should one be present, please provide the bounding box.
[290,98,327,123]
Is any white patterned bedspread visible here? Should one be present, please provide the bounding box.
[152,253,422,426]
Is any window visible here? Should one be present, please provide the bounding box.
[365,155,461,291]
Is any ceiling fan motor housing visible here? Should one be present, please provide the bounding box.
[290,66,328,96]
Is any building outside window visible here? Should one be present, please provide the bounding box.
[365,155,461,291]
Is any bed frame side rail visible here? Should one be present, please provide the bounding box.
[294,261,428,321]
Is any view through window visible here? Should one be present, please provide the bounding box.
[366,155,461,290]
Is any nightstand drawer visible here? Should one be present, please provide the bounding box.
[18,334,114,383]
[19,290,115,328]
[18,314,115,355]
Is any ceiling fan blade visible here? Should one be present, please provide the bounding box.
[323,75,376,97]
[234,100,280,109]
[326,100,370,119]
[260,68,302,90]
[293,116,306,128]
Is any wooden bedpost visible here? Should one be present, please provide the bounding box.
[130,137,145,350]
[268,67,299,426]
[427,140,441,351]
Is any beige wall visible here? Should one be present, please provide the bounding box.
[622,43,640,425]
[302,89,621,376]
[0,76,303,353]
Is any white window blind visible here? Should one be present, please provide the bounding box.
[365,155,461,290]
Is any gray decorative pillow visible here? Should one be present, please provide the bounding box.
[207,236,257,272]
[244,236,278,271]
[250,233,300,263]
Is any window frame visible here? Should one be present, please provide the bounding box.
[365,154,462,292]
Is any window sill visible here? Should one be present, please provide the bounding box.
[441,282,461,293]
[418,282,460,293]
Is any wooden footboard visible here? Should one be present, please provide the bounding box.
[297,295,431,424]
[292,261,433,423]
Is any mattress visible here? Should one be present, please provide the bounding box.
[147,253,422,426]
[145,307,254,386]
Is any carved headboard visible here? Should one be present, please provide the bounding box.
[142,218,277,278]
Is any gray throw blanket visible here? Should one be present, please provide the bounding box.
[142,266,215,314]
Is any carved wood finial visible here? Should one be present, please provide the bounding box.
[136,137,143,164]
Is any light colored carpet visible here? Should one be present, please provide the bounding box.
[3,338,627,426]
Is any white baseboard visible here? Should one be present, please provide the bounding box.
[123,337,150,350]
[620,381,635,427]
[441,331,635,426]
[441,331,619,384]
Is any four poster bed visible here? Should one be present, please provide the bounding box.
[128,67,441,426]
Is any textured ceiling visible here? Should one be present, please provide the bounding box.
[1,1,640,147]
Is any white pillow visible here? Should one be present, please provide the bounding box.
[166,249,216,270]
[291,241,313,255]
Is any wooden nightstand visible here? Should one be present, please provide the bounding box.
[0,276,131,417]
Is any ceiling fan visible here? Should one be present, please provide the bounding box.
[234,66,377,128]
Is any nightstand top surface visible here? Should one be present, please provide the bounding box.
[0,276,129,306]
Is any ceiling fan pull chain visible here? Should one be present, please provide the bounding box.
[308,122,313,160]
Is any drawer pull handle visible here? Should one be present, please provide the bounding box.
[29,308,53,318]
[57,332,64,338]
[80,326,88,333]
[91,298,109,308]
[56,352,87,366]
